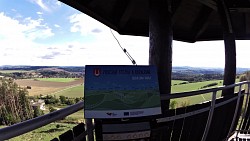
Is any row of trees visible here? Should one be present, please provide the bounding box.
[0,78,34,125]
[172,73,224,82]
[38,71,82,78]
[37,95,82,106]
[0,70,82,79]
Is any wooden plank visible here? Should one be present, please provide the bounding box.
[73,123,85,137]
[73,123,86,141]
[59,130,74,141]
[95,118,152,141]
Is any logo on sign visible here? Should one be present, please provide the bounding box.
[124,112,129,116]
[93,68,101,77]
[106,112,117,117]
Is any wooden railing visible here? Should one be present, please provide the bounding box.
[0,81,249,141]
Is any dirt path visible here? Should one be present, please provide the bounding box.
[50,84,81,95]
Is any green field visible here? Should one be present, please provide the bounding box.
[8,123,76,141]
[170,79,243,106]
[37,78,79,83]
[45,79,243,106]
[171,80,223,93]
[53,85,84,98]
[171,80,223,105]
[66,110,84,120]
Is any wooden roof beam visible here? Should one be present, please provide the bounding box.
[198,0,217,11]
[191,6,213,41]
[115,1,135,28]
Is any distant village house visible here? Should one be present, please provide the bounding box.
[30,99,46,111]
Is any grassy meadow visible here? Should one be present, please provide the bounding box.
[53,85,83,98]
[170,79,242,106]
[171,80,223,93]
[36,78,80,83]
[171,80,223,105]
[8,123,77,141]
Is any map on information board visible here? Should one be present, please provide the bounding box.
[84,65,161,118]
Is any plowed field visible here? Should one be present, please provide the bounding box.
[15,78,83,96]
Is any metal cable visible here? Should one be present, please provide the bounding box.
[110,29,137,65]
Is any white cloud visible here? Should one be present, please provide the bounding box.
[21,17,54,40]
[55,1,62,6]
[54,24,60,28]
[30,0,50,12]
[67,13,149,65]
[28,0,63,12]
[0,12,56,66]
[0,13,53,41]
[36,11,43,15]
[69,13,109,37]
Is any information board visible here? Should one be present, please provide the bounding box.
[84,65,161,118]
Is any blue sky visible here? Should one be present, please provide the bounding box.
[0,0,249,68]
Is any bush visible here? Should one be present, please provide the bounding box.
[34,107,44,117]
[49,106,57,113]
[66,99,75,105]
[59,96,67,104]
[170,100,178,109]
[178,82,189,85]
[45,95,59,104]
[75,97,81,103]
[201,82,218,89]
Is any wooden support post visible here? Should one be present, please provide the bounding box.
[86,119,94,141]
[149,0,172,113]
[217,0,236,96]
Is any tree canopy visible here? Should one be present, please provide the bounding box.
[0,78,33,125]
